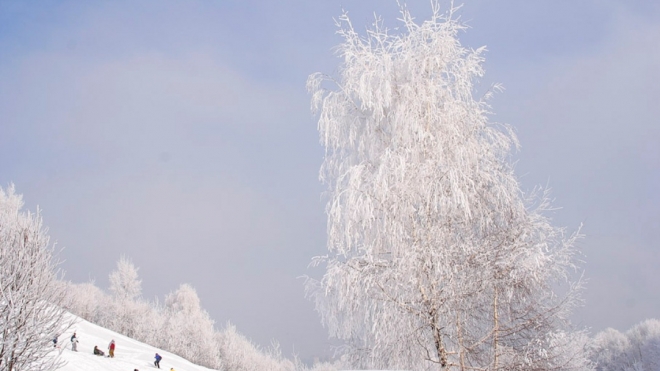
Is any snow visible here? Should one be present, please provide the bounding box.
[53,314,214,371]
[46,313,414,371]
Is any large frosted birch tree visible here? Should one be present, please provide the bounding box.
[307,4,591,371]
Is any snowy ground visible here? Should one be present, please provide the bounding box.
[52,315,214,371]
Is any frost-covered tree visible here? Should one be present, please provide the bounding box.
[590,328,633,371]
[65,267,333,370]
[63,281,109,324]
[0,185,72,371]
[65,261,161,345]
[216,323,299,371]
[109,255,142,302]
[131,299,164,346]
[162,284,221,369]
[626,319,660,371]
[107,255,143,338]
[590,319,660,371]
[307,3,590,370]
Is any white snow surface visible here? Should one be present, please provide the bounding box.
[53,315,214,371]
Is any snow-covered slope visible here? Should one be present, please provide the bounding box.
[48,314,409,371]
[53,315,214,371]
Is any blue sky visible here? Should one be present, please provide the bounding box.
[1,0,659,362]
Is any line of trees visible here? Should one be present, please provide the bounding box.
[4,184,660,371]
[63,256,341,371]
[0,185,339,371]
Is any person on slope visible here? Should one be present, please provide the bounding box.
[93,345,105,356]
[154,353,162,368]
[70,332,79,352]
[52,335,58,348]
[108,339,116,358]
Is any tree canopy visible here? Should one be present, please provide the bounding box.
[307,4,590,370]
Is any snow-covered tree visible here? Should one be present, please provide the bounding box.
[591,319,660,371]
[131,299,164,346]
[63,281,109,324]
[107,255,143,338]
[591,328,633,371]
[307,3,590,370]
[626,319,660,371]
[109,255,142,302]
[162,284,221,369]
[65,262,161,346]
[216,322,310,371]
[0,185,72,371]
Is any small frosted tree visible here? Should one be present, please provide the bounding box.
[590,328,632,371]
[131,299,163,346]
[162,284,221,369]
[107,255,143,338]
[216,322,300,371]
[63,281,109,324]
[307,3,590,370]
[109,255,142,302]
[626,319,660,370]
[590,319,660,371]
[0,185,72,371]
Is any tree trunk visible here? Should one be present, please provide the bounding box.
[432,310,447,369]
[493,286,499,371]
[457,312,466,371]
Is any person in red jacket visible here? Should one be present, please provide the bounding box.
[108,339,116,358]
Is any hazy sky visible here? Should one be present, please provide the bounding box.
[1,0,658,362]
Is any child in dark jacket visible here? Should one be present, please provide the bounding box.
[93,346,105,356]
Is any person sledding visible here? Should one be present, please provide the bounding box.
[93,345,105,356]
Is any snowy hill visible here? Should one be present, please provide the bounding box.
[54,315,215,371]
[49,313,385,371]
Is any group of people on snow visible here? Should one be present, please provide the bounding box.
[92,339,115,357]
[53,332,175,370]
[53,331,113,356]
